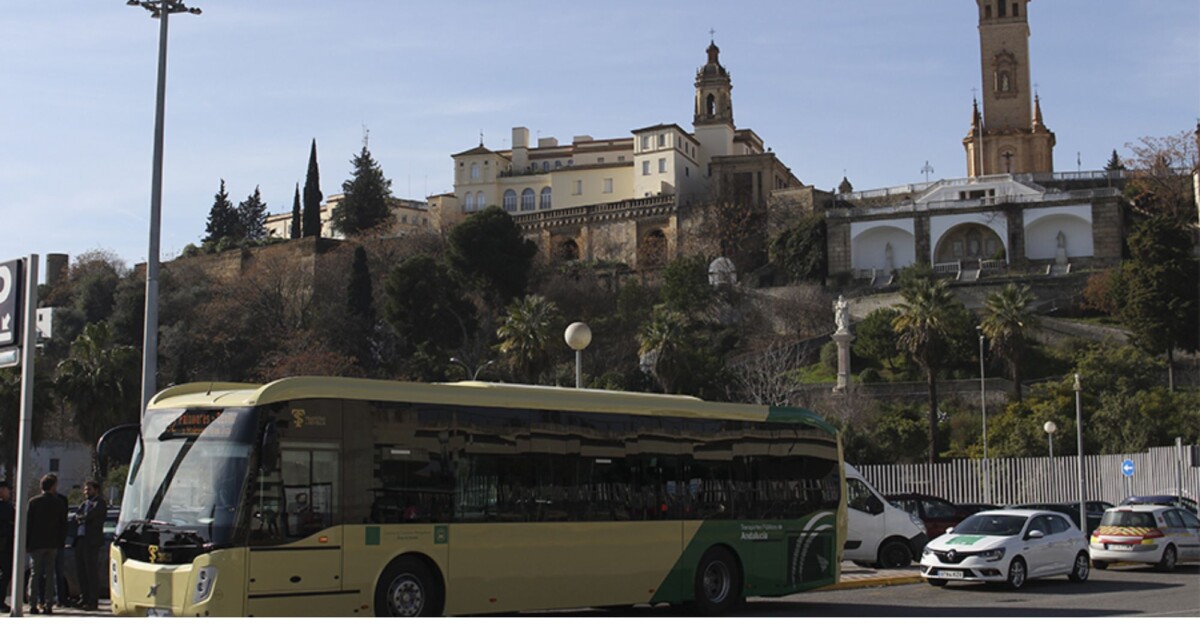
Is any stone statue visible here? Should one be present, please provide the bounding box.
[834,295,850,334]
[1055,230,1068,265]
[884,242,895,273]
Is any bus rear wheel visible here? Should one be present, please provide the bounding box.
[376,558,443,617]
[692,547,742,616]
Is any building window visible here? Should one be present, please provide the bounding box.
[464,193,474,212]
[540,186,552,210]
[658,158,667,173]
[567,159,573,167]
[618,155,626,162]
[573,180,583,195]
[658,134,665,148]
[998,0,1006,16]
[476,191,485,209]
[1012,3,1018,17]
[542,162,550,172]
[470,163,480,180]
[640,136,649,150]
[642,161,651,176]
[50,458,60,472]
[503,190,517,212]
[603,178,613,194]
[597,157,605,164]
[985,3,991,18]
[685,166,690,177]
[521,188,535,211]
[555,160,562,169]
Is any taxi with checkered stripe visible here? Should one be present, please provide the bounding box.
[1089,505,1200,571]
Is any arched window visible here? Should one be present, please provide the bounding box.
[554,160,562,169]
[503,189,517,212]
[706,94,716,116]
[470,163,480,180]
[475,191,486,210]
[463,193,474,212]
[540,187,552,210]
[542,162,550,172]
[521,188,536,211]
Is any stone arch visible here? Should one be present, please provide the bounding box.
[557,238,580,261]
[934,222,1005,264]
[1024,213,1093,260]
[640,229,668,268]
[851,226,916,272]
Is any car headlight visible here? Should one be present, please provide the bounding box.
[192,566,218,605]
[110,559,121,597]
[978,548,1006,562]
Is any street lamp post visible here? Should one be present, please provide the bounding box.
[127,0,201,417]
[564,322,592,389]
[1044,421,1057,459]
[449,357,494,381]
[977,327,989,504]
[1074,374,1086,534]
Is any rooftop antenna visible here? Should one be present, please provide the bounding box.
[922,160,934,183]
[362,124,370,148]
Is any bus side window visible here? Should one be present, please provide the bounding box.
[280,446,339,538]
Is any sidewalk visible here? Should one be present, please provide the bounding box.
[15,599,112,617]
[821,562,922,591]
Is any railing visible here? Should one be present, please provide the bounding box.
[828,185,1121,219]
[511,194,676,228]
[857,445,1199,508]
[933,261,961,280]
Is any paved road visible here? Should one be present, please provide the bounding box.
[533,565,1199,618]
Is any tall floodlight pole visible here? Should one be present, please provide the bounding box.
[978,328,989,504]
[1075,374,1086,534]
[128,0,201,415]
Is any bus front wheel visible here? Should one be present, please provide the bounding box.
[375,557,444,617]
[692,547,742,616]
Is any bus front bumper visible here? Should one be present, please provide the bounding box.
[110,545,247,617]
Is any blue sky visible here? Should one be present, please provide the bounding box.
[2,1,1196,270]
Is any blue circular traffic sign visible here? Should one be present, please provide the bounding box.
[1121,459,1135,477]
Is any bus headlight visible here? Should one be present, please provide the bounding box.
[110,560,121,597]
[192,567,218,605]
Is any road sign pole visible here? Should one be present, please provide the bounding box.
[9,254,38,617]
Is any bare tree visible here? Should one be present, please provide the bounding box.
[729,340,810,406]
[1123,129,1199,220]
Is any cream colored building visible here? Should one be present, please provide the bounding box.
[264,193,432,240]
[450,42,802,269]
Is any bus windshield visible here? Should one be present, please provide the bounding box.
[118,407,258,547]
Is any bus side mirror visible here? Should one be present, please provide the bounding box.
[261,421,280,471]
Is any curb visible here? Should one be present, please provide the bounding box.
[817,575,923,591]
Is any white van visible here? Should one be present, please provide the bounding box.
[843,464,929,568]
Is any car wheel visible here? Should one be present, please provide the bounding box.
[1068,551,1089,582]
[1092,560,1108,570]
[375,558,443,617]
[1155,545,1178,572]
[878,541,912,569]
[692,547,741,616]
[1005,557,1027,590]
[927,578,949,587]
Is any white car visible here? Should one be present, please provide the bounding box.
[1089,504,1200,571]
[920,509,1089,589]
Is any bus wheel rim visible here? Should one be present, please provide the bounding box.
[703,561,731,604]
[388,574,424,617]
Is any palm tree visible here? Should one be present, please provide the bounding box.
[980,283,1039,401]
[637,307,690,394]
[892,277,956,464]
[55,322,140,473]
[496,294,562,384]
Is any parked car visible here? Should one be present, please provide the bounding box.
[887,493,969,539]
[956,503,1001,516]
[61,506,121,601]
[1089,505,1200,571]
[920,509,1090,589]
[1011,501,1113,535]
[843,465,929,568]
[1119,495,1198,515]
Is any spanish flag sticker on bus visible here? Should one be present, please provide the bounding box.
[434,526,449,544]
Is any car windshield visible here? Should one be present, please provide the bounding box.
[118,407,258,546]
[952,514,1027,536]
[1101,510,1156,528]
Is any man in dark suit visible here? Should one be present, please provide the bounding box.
[73,480,107,611]
[26,474,67,615]
[0,481,14,614]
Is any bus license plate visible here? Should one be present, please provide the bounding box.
[1108,544,1133,551]
[939,570,964,579]
[146,608,173,617]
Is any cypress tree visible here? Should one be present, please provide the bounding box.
[303,139,323,238]
[1104,149,1126,172]
[289,183,301,239]
[203,179,238,243]
[237,186,268,241]
[332,142,394,236]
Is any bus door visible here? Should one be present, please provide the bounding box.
[246,442,344,599]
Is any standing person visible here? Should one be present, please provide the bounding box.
[73,480,107,611]
[0,481,14,614]
[26,474,67,615]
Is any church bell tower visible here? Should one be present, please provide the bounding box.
[964,0,1055,176]
[693,40,735,165]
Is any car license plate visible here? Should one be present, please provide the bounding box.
[939,570,965,579]
[1108,544,1133,551]
[146,608,173,617]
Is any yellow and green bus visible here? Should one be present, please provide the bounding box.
[110,377,844,616]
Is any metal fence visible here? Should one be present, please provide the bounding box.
[856,444,1199,507]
